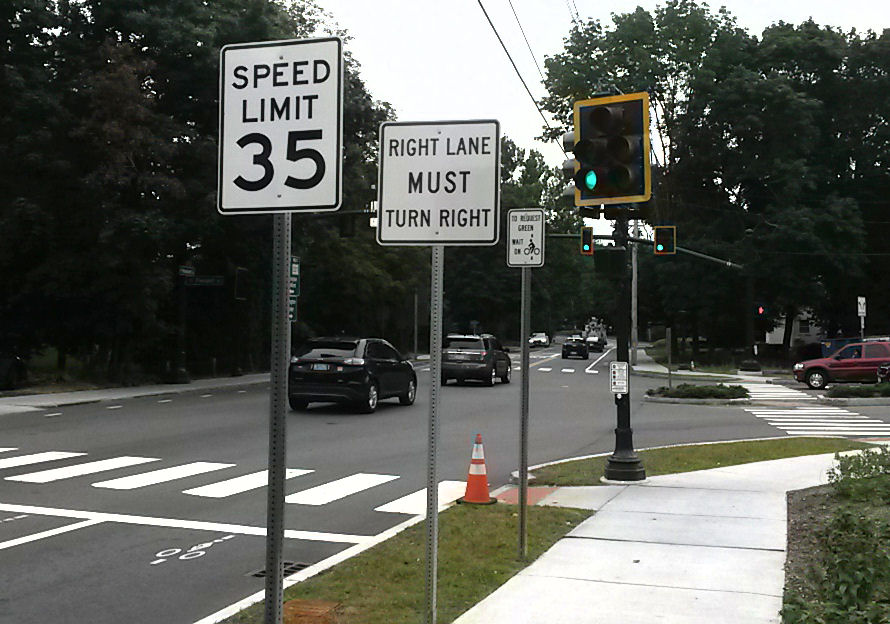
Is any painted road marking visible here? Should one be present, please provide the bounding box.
[158,399,172,403]
[0,502,370,544]
[0,448,18,454]
[539,367,552,372]
[374,481,466,515]
[285,473,399,506]
[201,394,213,398]
[0,518,103,551]
[561,368,575,373]
[92,462,235,490]
[183,469,313,498]
[740,383,816,400]
[45,412,63,418]
[106,405,123,410]
[0,451,86,470]
[746,406,890,437]
[6,456,161,483]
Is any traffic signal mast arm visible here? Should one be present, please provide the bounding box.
[544,233,744,269]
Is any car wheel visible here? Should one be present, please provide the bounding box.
[501,364,511,384]
[441,376,448,386]
[399,377,417,405]
[806,370,828,390]
[358,382,379,413]
[561,352,567,359]
[288,397,308,411]
[485,366,497,387]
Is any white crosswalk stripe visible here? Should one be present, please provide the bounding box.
[6,456,160,483]
[285,473,399,505]
[182,468,313,498]
[745,406,890,437]
[92,461,235,490]
[0,451,86,470]
[739,382,815,400]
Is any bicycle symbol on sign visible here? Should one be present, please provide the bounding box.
[523,240,541,256]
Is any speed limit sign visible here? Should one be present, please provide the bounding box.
[218,38,342,214]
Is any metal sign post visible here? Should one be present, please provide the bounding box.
[425,245,444,624]
[506,208,545,559]
[858,296,867,340]
[218,37,343,624]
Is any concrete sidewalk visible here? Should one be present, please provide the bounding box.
[631,348,775,383]
[456,453,839,624]
[0,373,270,414]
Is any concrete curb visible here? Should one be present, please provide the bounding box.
[817,397,890,406]
[630,369,746,382]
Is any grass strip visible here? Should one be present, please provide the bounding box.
[222,504,591,624]
[533,437,874,486]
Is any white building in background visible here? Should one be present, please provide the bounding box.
[765,310,824,345]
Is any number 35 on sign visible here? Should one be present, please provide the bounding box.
[218,38,343,215]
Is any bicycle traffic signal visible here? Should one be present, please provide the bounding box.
[653,225,676,255]
[580,226,594,256]
[564,92,651,207]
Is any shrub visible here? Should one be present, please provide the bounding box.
[827,447,890,502]
[646,383,747,399]
[827,385,880,398]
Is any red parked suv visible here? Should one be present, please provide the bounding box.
[793,341,890,389]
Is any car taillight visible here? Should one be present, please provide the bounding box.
[342,357,365,366]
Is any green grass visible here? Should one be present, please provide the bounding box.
[221,504,591,624]
[644,344,738,374]
[533,438,874,486]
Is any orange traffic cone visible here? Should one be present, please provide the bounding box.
[458,433,497,505]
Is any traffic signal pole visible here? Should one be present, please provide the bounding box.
[604,212,646,481]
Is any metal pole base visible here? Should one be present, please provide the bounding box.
[604,453,646,481]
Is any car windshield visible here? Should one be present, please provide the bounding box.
[444,338,484,350]
[294,341,358,359]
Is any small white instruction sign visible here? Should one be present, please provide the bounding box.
[507,208,545,267]
[610,361,629,394]
[858,296,866,318]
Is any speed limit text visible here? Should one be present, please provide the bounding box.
[232,60,331,123]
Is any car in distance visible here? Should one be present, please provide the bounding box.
[288,337,416,413]
[441,334,511,386]
[562,336,589,359]
[528,332,550,348]
[585,332,606,352]
[793,340,890,389]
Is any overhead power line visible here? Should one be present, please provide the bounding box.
[507,0,546,82]
[476,0,568,158]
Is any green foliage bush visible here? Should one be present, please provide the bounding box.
[827,447,890,502]
[646,383,747,399]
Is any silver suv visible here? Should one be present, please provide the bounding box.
[441,334,512,386]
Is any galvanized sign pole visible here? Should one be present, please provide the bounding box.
[425,245,444,624]
[265,213,291,624]
[518,266,531,559]
[505,208,544,560]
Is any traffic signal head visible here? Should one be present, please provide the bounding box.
[580,226,594,256]
[570,92,651,206]
[653,225,676,255]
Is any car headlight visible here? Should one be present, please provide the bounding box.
[793,363,804,371]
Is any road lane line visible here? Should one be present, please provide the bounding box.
[106,405,123,410]
[285,473,399,505]
[0,448,18,454]
[0,503,370,544]
[0,519,103,551]
[92,462,235,490]
[0,451,86,470]
[560,368,575,373]
[157,399,172,403]
[539,367,552,372]
[183,469,313,498]
[6,456,161,483]
[374,481,466,515]
[590,348,614,368]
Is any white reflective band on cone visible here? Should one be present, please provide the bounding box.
[469,464,487,475]
[472,446,485,460]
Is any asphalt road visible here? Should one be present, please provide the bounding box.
[0,345,795,624]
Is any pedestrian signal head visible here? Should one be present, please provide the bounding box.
[580,226,594,256]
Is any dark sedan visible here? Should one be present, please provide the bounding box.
[288,338,416,413]
[561,336,589,359]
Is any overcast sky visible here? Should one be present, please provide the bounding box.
[317,0,889,171]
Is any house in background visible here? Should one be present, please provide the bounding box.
[765,310,824,345]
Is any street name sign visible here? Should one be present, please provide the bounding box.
[377,120,500,245]
[507,208,545,267]
[218,37,343,214]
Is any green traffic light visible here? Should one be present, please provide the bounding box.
[583,244,591,251]
[656,243,664,251]
[584,170,597,190]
